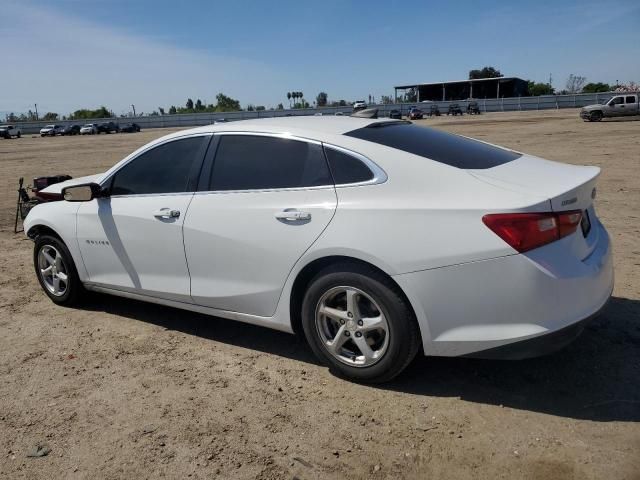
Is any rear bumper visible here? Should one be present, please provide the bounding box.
[461,298,608,359]
[394,219,614,357]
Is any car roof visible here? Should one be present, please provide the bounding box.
[175,116,406,139]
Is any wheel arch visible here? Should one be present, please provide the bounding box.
[288,255,420,339]
[26,223,63,241]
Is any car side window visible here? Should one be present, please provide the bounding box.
[626,96,636,104]
[611,97,624,105]
[209,135,332,190]
[110,136,207,195]
[323,146,375,185]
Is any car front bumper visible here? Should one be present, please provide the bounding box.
[394,219,614,358]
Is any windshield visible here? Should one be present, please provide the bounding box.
[345,122,521,169]
[83,124,93,127]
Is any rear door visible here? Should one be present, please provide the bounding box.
[183,133,337,317]
[76,134,210,302]
[625,95,638,115]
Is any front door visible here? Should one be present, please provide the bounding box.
[184,133,337,317]
[77,134,210,302]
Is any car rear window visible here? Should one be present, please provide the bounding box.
[344,122,521,169]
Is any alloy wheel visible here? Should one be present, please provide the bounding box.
[37,245,69,297]
[315,286,390,367]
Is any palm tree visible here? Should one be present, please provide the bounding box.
[287,92,291,108]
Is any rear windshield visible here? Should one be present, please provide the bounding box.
[345,122,521,169]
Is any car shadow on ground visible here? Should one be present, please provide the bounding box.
[81,295,639,422]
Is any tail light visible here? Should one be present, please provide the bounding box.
[482,210,582,253]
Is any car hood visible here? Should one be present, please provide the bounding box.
[40,173,105,194]
[581,104,605,111]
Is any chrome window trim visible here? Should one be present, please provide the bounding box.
[99,132,213,192]
[194,131,387,194]
[321,143,388,188]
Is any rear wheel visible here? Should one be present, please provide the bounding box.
[34,235,84,306]
[301,264,420,383]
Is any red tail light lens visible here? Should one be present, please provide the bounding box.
[482,210,582,253]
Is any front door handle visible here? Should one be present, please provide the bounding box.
[153,208,180,219]
[275,210,311,222]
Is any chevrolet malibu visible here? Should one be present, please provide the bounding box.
[24,117,613,382]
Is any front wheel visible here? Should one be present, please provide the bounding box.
[301,264,420,383]
[34,235,84,306]
[590,111,603,122]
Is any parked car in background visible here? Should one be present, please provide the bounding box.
[80,124,98,135]
[120,123,141,133]
[447,104,463,116]
[407,107,424,119]
[353,101,367,111]
[61,125,81,136]
[426,104,441,117]
[213,118,228,124]
[580,93,639,122]
[388,109,402,119]
[24,116,613,382]
[40,124,64,136]
[98,122,120,134]
[467,101,481,115]
[0,124,22,139]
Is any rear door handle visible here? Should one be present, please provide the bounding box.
[275,210,311,221]
[153,208,180,219]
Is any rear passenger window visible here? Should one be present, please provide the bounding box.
[111,136,207,195]
[324,147,374,184]
[209,135,332,190]
[626,96,636,104]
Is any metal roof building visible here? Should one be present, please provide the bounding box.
[394,77,529,102]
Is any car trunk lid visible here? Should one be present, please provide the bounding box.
[469,154,601,260]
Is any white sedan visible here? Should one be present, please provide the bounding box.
[40,124,64,136]
[80,123,98,135]
[24,117,613,382]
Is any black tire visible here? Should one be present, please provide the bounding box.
[301,263,420,383]
[33,234,84,306]
[17,131,21,138]
[590,111,603,122]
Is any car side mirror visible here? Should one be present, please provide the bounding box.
[62,183,105,202]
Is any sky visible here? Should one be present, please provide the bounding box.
[1,0,639,117]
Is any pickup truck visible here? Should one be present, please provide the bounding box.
[580,93,639,121]
[0,124,22,139]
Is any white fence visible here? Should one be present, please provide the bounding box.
[8,92,623,134]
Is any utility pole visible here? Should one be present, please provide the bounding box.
[34,103,38,120]
[548,73,552,88]
[131,104,136,117]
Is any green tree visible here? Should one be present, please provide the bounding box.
[169,106,177,114]
[186,98,194,110]
[527,81,555,96]
[582,82,611,93]
[195,99,204,110]
[277,103,284,110]
[69,106,112,120]
[316,92,328,107]
[247,104,255,111]
[287,92,292,107]
[158,107,165,115]
[42,112,59,121]
[256,105,265,111]
[469,66,503,79]
[215,93,241,111]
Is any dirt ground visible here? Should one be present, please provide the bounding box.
[0,109,638,480]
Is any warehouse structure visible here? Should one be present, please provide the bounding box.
[394,77,530,102]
